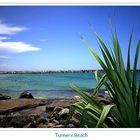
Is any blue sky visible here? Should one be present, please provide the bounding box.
[0,6,139,70]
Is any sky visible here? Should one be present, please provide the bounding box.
[0,6,139,71]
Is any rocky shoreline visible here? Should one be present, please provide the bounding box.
[0,92,112,128]
[0,70,96,74]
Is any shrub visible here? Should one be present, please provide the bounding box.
[65,28,140,128]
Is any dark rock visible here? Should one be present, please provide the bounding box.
[0,115,12,127]
[59,120,65,125]
[70,117,80,127]
[0,94,11,100]
[38,123,48,128]
[23,122,32,128]
[96,93,104,98]
[55,114,61,120]
[10,116,33,128]
[50,117,56,122]
[59,108,69,120]
[30,120,37,128]
[37,118,47,124]
[19,91,34,99]
[46,106,54,111]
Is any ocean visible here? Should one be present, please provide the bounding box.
[0,72,140,99]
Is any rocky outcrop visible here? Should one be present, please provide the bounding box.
[0,98,78,128]
[19,91,34,99]
[0,94,11,100]
[0,95,112,128]
[0,99,47,114]
[73,94,112,105]
[93,96,112,105]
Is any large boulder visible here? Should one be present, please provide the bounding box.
[0,94,11,100]
[19,91,34,99]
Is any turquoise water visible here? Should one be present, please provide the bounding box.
[0,73,97,98]
[0,72,140,99]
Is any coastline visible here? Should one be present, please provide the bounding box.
[0,70,96,74]
[0,69,139,74]
[0,92,112,128]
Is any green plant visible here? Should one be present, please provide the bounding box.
[65,28,140,128]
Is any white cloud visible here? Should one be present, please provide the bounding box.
[0,41,40,53]
[0,20,40,53]
[0,36,10,41]
[0,21,27,35]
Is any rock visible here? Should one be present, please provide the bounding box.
[52,125,64,128]
[70,117,80,127]
[53,107,63,114]
[0,98,77,128]
[55,114,61,120]
[38,123,48,128]
[53,107,63,120]
[106,97,112,103]
[96,93,104,98]
[59,108,69,115]
[52,120,59,125]
[40,111,48,119]
[93,96,112,105]
[37,118,47,124]
[73,112,81,120]
[0,115,12,127]
[73,96,81,102]
[46,106,54,111]
[67,123,75,128]
[30,120,37,128]
[46,99,75,109]
[10,116,33,128]
[46,123,54,128]
[59,108,69,120]
[47,112,54,119]
[19,91,34,99]
[0,94,11,100]
[59,120,65,125]
[0,99,47,115]
[23,122,32,128]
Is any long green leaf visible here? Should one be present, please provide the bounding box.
[96,105,115,128]
[70,84,102,110]
[132,40,140,103]
[126,30,133,85]
[93,74,107,95]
